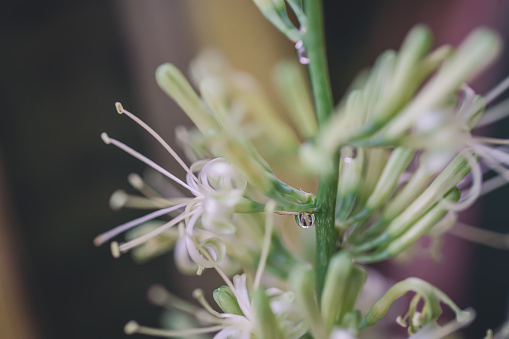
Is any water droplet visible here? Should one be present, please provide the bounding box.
[295,212,314,229]
[295,40,310,65]
[341,146,357,164]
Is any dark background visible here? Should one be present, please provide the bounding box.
[1,1,509,338]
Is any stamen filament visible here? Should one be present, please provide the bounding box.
[118,209,200,253]
[128,173,161,198]
[116,103,199,183]
[110,190,191,210]
[477,97,509,127]
[101,133,201,195]
[451,222,509,249]
[484,74,509,104]
[124,320,226,337]
[254,201,275,289]
[94,202,188,246]
[193,289,222,317]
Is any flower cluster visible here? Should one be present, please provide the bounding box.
[95,0,509,337]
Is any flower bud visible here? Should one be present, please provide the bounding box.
[156,63,220,134]
[321,252,366,332]
[213,285,244,316]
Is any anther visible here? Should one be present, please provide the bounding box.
[127,173,144,190]
[101,132,111,144]
[111,241,121,258]
[147,284,168,306]
[115,102,124,114]
[109,190,128,211]
[124,320,139,335]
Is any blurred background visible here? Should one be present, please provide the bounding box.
[1,0,509,338]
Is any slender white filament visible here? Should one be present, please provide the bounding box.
[484,74,509,105]
[254,201,275,289]
[116,103,199,183]
[102,133,201,195]
[94,202,188,246]
[118,209,200,253]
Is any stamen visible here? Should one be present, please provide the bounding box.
[124,320,226,337]
[118,209,200,253]
[109,190,128,211]
[148,284,201,314]
[109,190,192,210]
[484,74,509,105]
[472,143,509,179]
[473,137,509,146]
[480,174,508,196]
[451,221,509,250]
[111,241,121,258]
[128,173,161,198]
[254,200,275,289]
[476,97,509,127]
[114,103,199,183]
[94,202,188,246]
[193,289,222,317]
[101,133,201,195]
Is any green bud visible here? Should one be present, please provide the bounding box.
[252,289,281,339]
[336,147,365,222]
[234,73,300,150]
[320,252,366,332]
[365,147,414,212]
[340,310,362,330]
[290,265,327,339]
[355,187,460,263]
[156,64,220,134]
[274,61,318,139]
[351,150,474,254]
[252,0,301,41]
[199,77,230,129]
[384,28,501,138]
[213,285,244,316]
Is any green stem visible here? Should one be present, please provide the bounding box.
[303,0,338,297]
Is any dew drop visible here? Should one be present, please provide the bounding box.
[295,40,310,65]
[341,145,358,164]
[295,212,314,229]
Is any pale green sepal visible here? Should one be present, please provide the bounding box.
[213,285,244,316]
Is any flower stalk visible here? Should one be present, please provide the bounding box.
[303,0,339,297]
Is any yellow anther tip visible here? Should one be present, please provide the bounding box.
[124,320,139,335]
[111,241,121,259]
[101,132,111,144]
[115,102,124,114]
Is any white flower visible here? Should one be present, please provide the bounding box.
[95,103,248,271]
